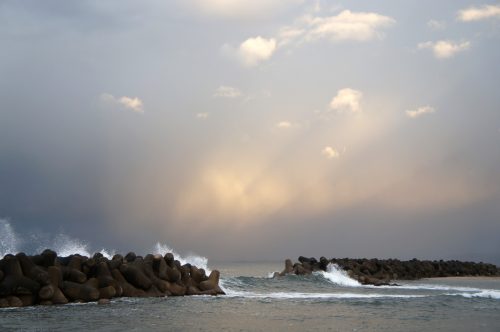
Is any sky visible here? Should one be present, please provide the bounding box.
[1,0,500,262]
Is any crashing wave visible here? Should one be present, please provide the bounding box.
[316,263,361,287]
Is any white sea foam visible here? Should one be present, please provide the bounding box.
[381,283,480,291]
[317,263,361,287]
[222,290,426,299]
[153,242,210,273]
[367,283,500,300]
[377,283,494,293]
[446,290,500,300]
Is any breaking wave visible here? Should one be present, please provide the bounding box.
[449,290,500,299]
[153,242,210,273]
[222,291,426,299]
[0,220,209,271]
[316,263,361,287]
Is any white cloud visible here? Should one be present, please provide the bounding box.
[100,93,144,113]
[276,121,292,128]
[213,85,242,98]
[322,146,340,159]
[458,4,500,22]
[237,36,277,66]
[418,40,470,59]
[330,88,363,113]
[427,20,446,30]
[406,106,436,119]
[226,9,394,66]
[278,26,306,47]
[303,10,396,42]
[197,112,209,119]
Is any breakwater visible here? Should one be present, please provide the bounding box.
[276,256,499,285]
[0,250,224,308]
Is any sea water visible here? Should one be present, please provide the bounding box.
[1,261,499,331]
[1,221,499,331]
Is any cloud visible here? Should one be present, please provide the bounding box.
[213,85,242,98]
[457,4,500,22]
[185,0,303,19]
[277,9,396,46]
[322,146,339,159]
[277,27,306,47]
[276,121,292,129]
[418,40,470,59]
[236,36,277,66]
[427,20,446,30]
[330,88,363,113]
[100,93,144,113]
[196,112,209,119]
[302,10,396,42]
[226,9,394,66]
[406,106,436,119]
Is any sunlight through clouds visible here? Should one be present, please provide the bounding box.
[322,146,340,159]
[2,0,500,262]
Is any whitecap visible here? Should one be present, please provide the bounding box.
[316,263,361,287]
[446,290,500,300]
[222,291,426,299]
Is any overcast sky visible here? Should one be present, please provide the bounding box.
[1,0,500,262]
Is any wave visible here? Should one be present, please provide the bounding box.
[315,263,361,287]
[376,283,486,292]
[446,290,500,300]
[391,283,500,299]
[220,271,500,302]
[220,279,500,301]
[1,219,102,258]
[222,290,426,299]
[153,242,210,273]
[0,220,209,272]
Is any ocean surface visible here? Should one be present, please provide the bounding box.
[1,260,499,332]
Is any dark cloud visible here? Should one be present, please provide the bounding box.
[1,0,499,263]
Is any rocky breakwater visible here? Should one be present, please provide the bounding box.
[275,256,500,286]
[0,250,224,308]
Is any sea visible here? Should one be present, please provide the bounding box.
[1,222,499,331]
[1,260,499,331]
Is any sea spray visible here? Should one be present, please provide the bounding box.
[0,220,197,266]
[317,263,361,287]
[51,233,92,257]
[0,218,19,257]
[0,220,96,257]
[153,242,211,273]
